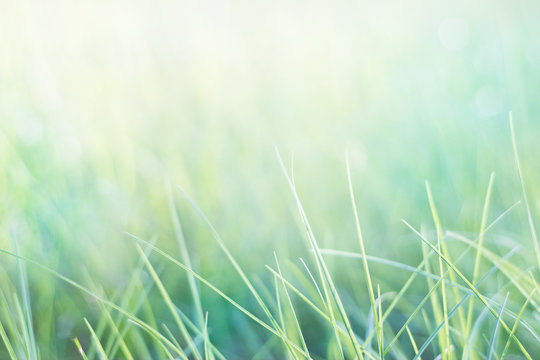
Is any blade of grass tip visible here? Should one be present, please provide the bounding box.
[466,172,495,342]
[402,219,533,360]
[500,289,536,359]
[0,248,186,358]
[0,320,16,360]
[488,293,509,360]
[73,337,89,360]
[125,234,308,358]
[425,182,452,360]
[346,154,382,359]
[173,185,308,359]
[135,244,199,360]
[275,148,364,360]
[510,113,540,268]
[275,253,310,359]
[166,178,204,329]
[84,318,109,360]
[11,230,38,360]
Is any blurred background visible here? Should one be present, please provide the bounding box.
[1,0,540,358]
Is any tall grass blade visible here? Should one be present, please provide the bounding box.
[509,113,540,268]
[347,154,382,359]
[487,293,508,360]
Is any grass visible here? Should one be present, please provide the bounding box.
[1,117,540,359]
[1,1,540,358]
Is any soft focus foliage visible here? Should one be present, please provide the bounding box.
[0,0,539,358]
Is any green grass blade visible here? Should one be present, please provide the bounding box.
[0,320,17,360]
[402,219,533,360]
[84,318,108,360]
[276,148,366,360]
[425,181,452,360]
[136,244,199,360]
[510,113,540,268]
[500,289,536,359]
[12,231,38,360]
[300,258,327,308]
[465,172,495,349]
[405,325,420,360]
[347,154,382,359]
[73,337,89,360]
[487,293,508,360]
[174,185,305,359]
[166,179,205,329]
[125,235,309,358]
[0,248,186,358]
[275,253,310,358]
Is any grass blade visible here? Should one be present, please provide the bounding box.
[487,293,508,360]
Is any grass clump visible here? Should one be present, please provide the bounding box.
[0,118,539,359]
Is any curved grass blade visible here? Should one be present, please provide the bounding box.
[0,248,186,358]
[276,147,366,360]
[402,219,533,360]
[510,113,540,268]
[487,293,509,360]
[136,244,200,360]
[500,289,536,359]
[174,185,306,359]
[347,154,382,359]
[84,318,108,360]
[126,234,309,358]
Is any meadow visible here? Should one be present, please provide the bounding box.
[1,0,540,359]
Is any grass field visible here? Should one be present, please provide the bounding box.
[1,0,540,359]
